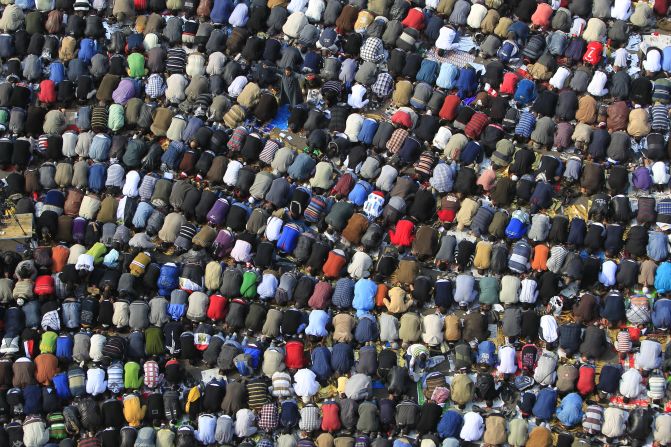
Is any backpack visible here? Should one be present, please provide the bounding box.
[514,79,537,104]
[519,343,539,373]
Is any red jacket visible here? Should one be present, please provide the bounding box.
[285,340,306,369]
[464,112,490,139]
[576,365,596,396]
[206,294,228,321]
[439,95,461,121]
[391,110,413,128]
[654,0,668,15]
[402,7,425,30]
[500,72,519,95]
[388,219,415,247]
[38,80,57,104]
[583,41,603,65]
[531,2,553,28]
[34,275,55,296]
[321,402,342,432]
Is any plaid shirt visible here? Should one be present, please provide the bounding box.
[372,73,393,97]
[228,127,247,153]
[258,403,278,431]
[143,360,160,388]
[331,277,355,308]
[360,37,384,63]
[299,405,321,431]
[386,128,408,153]
[145,74,166,99]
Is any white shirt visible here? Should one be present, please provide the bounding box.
[587,71,609,97]
[234,409,257,437]
[497,345,517,374]
[305,310,330,337]
[540,315,559,343]
[228,75,248,98]
[598,260,618,287]
[619,368,643,398]
[460,412,484,441]
[348,84,369,109]
[206,52,226,76]
[287,0,308,13]
[196,414,217,444]
[122,170,141,197]
[305,0,324,21]
[264,216,284,241]
[436,27,459,51]
[519,278,539,304]
[643,49,662,73]
[166,74,188,103]
[652,162,669,185]
[433,126,452,150]
[75,253,94,272]
[347,251,373,280]
[228,3,249,27]
[611,0,632,20]
[466,3,487,29]
[293,368,320,401]
[613,47,629,67]
[223,160,243,186]
[549,66,571,90]
[421,314,444,346]
[602,407,628,438]
[85,367,107,395]
[638,340,662,370]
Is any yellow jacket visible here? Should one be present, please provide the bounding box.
[123,394,147,427]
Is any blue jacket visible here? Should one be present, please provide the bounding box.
[358,119,379,146]
[437,410,463,438]
[276,223,301,254]
[53,372,71,400]
[330,342,354,374]
[49,62,65,85]
[158,263,180,297]
[311,346,333,381]
[456,67,478,98]
[352,278,376,316]
[532,388,557,421]
[348,181,373,207]
[556,392,583,426]
[652,298,671,329]
[654,262,671,293]
[436,63,459,89]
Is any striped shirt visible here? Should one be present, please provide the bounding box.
[648,375,666,399]
[246,378,270,410]
[616,330,632,353]
[271,371,293,397]
[650,104,670,132]
[582,404,603,434]
[107,362,124,393]
[166,48,187,74]
[514,111,536,138]
[91,106,108,132]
